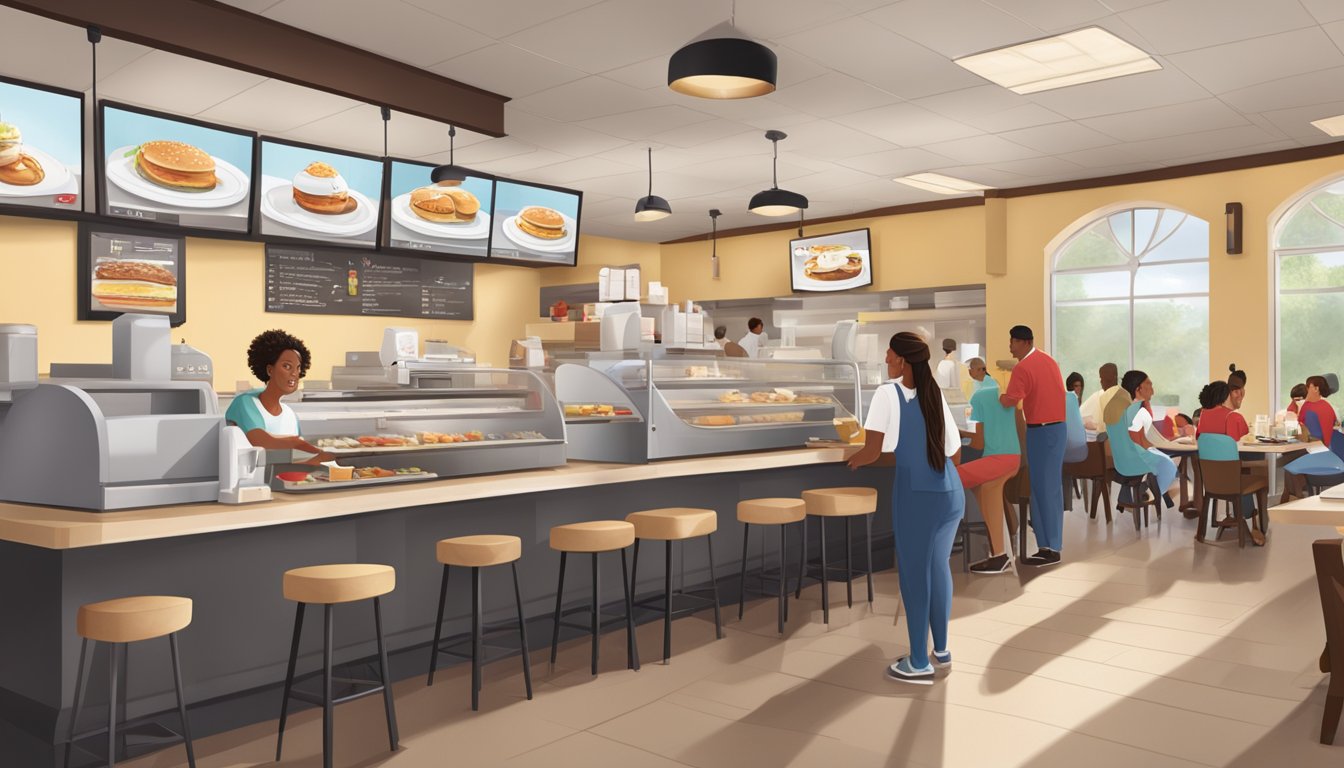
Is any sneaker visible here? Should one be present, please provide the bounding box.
[1162,492,1175,509]
[970,554,1012,574]
[886,656,935,685]
[1023,549,1061,567]
[931,649,952,669]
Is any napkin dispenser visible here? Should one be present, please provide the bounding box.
[218,425,270,504]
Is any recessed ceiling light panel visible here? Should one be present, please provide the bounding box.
[1311,114,1344,138]
[892,173,993,195]
[954,27,1161,95]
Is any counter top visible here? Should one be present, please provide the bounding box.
[0,447,855,550]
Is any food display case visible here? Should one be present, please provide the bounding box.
[285,368,565,479]
[556,357,861,462]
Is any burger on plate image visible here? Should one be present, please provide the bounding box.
[92,260,178,310]
[292,161,354,215]
[516,206,566,240]
[0,122,45,186]
[410,185,478,223]
[133,140,218,192]
[798,244,864,282]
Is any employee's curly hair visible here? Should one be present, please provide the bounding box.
[247,329,311,382]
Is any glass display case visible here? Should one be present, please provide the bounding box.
[556,357,861,462]
[286,368,565,478]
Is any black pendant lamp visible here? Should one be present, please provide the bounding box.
[748,130,807,217]
[633,147,671,222]
[430,125,468,185]
[668,3,776,99]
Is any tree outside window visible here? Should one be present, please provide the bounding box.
[1276,179,1344,419]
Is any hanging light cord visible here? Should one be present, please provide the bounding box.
[88,25,101,213]
[381,106,389,157]
[449,125,457,165]
[647,147,654,198]
[771,137,779,190]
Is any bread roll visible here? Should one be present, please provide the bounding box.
[692,415,736,427]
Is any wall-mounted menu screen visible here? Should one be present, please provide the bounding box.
[257,137,383,249]
[265,244,472,320]
[384,158,493,258]
[490,178,581,266]
[99,101,255,233]
[0,76,83,214]
[789,228,873,293]
[77,223,186,326]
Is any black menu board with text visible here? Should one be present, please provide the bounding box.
[264,245,472,320]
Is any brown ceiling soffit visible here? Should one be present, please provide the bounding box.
[985,139,1344,199]
[660,196,985,245]
[3,0,508,137]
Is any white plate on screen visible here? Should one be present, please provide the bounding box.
[390,192,490,239]
[106,145,249,208]
[500,213,576,253]
[0,145,73,196]
[260,176,377,237]
[795,249,871,291]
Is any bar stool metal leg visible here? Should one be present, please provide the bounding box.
[630,538,641,601]
[737,523,750,620]
[322,605,334,768]
[427,565,450,686]
[169,632,197,768]
[590,553,601,676]
[276,602,304,760]
[819,518,830,624]
[471,567,482,710]
[844,516,854,609]
[63,638,89,768]
[373,596,399,749]
[510,562,534,699]
[662,540,673,663]
[706,535,724,639]
[865,513,875,604]
[795,517,807,599]
[777,524,787,634]
[549,552,567,666]
[107,641,119,768]
[621,548,640,671]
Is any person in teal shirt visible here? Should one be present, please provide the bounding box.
[956,370,1022,573]
[224,329,331,463]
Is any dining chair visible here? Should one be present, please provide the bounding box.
[1195,434,1267,547]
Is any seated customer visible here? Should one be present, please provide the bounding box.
[957,373,1022,574]
[1282,382,1307,419]
[1081,363,1119,431]
[1120,370,1178,508]
[1284,375,1344,499]
[1196,381,1249,443]
[1066,371,1084,405]
[225,330,333,464]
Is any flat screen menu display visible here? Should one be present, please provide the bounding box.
[77,223,186,326]
[384,159,493,258]
[0,76,83,213]
[265,245,472,320]
[257,138,383,249]
[490,179,581,266]
[789,228,873,293]
[99,101,255,233]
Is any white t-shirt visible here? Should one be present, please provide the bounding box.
[737,331,764,358]
[1129,404,1153,436]
[252,397,299,437]
[936,355,960,389]
[862,382,961,456]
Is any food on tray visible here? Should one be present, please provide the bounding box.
[91,259,178,310]
[516,206,566,240]
[316,430,542,447]
[692,415,736,427]
[794,394,832,404]
[410,185,479,223]
[353,466,397,479]
[0,122,43,186]
[502,430,547,440]
[565,403,617,417]
[315,436,361,449]
[719,390,747,403]
[133,140,217,191]
[292,161,353,215]
[739,411,804,424]
[327,465,353,481]
[796,243,864,282]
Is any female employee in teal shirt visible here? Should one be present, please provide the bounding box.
[224,330,332,463]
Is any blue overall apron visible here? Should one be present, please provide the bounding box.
[893,385,966,669]
[1124,400,1178,502]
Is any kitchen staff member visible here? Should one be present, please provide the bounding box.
[225,329,332,463]
[999,325,1067,567]
[737,318,766,358]
[849,332,963,685]
[936,338,961,389]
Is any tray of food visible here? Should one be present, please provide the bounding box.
[313,431,552,453]
[687,411,807,427]
[563,403,636,418]
[274,466,438,493]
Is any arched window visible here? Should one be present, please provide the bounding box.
[1051,207,1210,412]
[1274,178,1344,410]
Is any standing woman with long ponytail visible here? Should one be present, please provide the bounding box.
[849,332,964,685]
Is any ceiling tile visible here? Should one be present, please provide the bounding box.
[791,166,883,192]
[388,111,492,157]
[280,104,385,155]
[504,107,634,156]
[1117,0,1319,55]
[575,105,716,141]
[503,0,726,73]
[402,0,605,38]
[864,0,1041,58]
[1119,124,1283,163]
[1218,66,1344,113]
[97,50,267,116]
[1166,27,1344,95]
[997,122,1116,153]
[1078,98,1248,142]
[675,154,819,186]
[509,77,667,122]
[217,0,285,12]
[444,137,542,164]
[770,72,901,117]
[965,104,1069,132]
[914,84,1068,132]
[1172,139,1300,165]
[1026,66,1211,119]
[591,142,721,172]
[1260,101,1344,142]
[429,44,588,99]
[524,156,643,185]
[600,56,670,91]
[773,121,902,160]
[842,103,984,147]
[680,95,819,130]
[0,7,153,92]
[988,156,1086,177]
[733,0,859,39]
[982,0,1114,31]
[1325,20,1344,51]
[198,79,361,134]
[927,164,1027,187]
[1054,144,1149,168]
[925,134,1041,163]
[1303,0,1344,24]
[472,149,577,176]
[648,120,758,150]
[833,147,961,176]
[263,0,493,68]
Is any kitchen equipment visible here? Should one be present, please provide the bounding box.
[380,327,419,366]
[218,425,270,504]
[0,324,37,399]
[171,341,213,386]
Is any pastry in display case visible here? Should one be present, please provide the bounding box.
[556,357,861,462]
[284,368,565,479]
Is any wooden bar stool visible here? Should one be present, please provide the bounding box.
[64,596,196,768]
[627,508,723,663]
[736,498,806,635]
[548,521,640,675]
[796,487,877,624]
[276,564,399,768]
[426,535,533,710]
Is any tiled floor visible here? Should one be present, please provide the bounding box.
[123,509,1344,767]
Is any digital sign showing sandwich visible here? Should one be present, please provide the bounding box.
[78,223,187,327]
[789,228,873,293]
[383,158,494,258]
[257,137,385,249]
[0,76,84,214]
[99,101,256,233]
[489,178,581,267]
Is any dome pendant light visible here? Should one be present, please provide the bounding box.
[748,130,807,217]
[668,2,776,99]
[633,147,671,222]
[430,125,469,185]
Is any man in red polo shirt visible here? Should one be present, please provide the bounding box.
[999,325,1067,566]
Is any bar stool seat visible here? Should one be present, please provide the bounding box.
[627,508,723,663]
[77,596,192,644]
[737,498,807,525]
[428,535,532,710]
[549,521,640,675]
[282,563,395,604]
[736,498,806,634]
[798,487,877,623]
